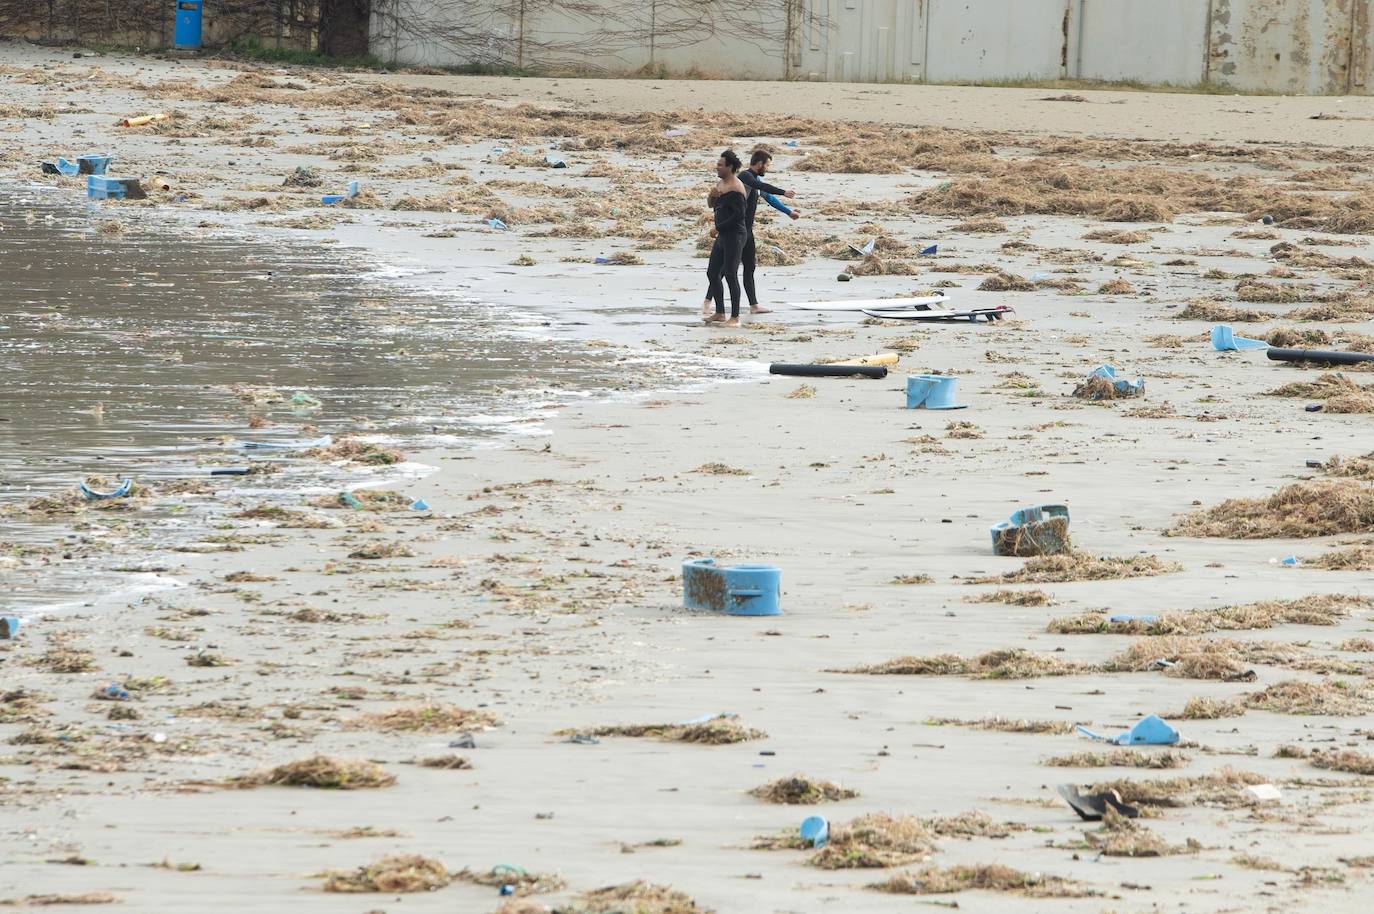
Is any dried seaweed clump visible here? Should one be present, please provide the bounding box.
[1244,679,1374,716]
[749,774,858,805]
[872,864,1090,897]
[1171,480,1374,538]
[1325,452,1374,480]
[1090,767,1265,808]
[925,716,1075,735]
[308,436,404,465]
[235,755,395,790]
[971,551,1180,584]
[558,715,764,744]
[1104,635,1289,680]
[1310,542,1374,570]
[348,540,418,560]
[1098,279,1137,294]
[811,813,938,869]
[1268,373,1374,414]
[457,866,565,896]
[1086,808,1198,857]
[1043,749,1190,769]
[1048,594,1363,636]
[1175,301,1266,322]
[1309,749,1374,776]
[978,272,1035,292]
[351,704,498,732]
[324,854,450,893]
[965,588,1052,606]
[418,754,472,770]
[1172,696,1247,719]
[952,218,1007,233]
[692,462,750,476]
[562,880,703,914]
[34,649,98,674]
[837,648,1086,679]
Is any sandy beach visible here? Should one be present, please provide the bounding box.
[5,40,1374,913]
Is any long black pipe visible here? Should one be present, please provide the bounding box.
[769,364,888,379]
[1267,347,1374,366]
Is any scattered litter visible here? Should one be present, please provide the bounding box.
[847,238,877,258]
[770,363,887,379]
[1242,784,1282,803]
[990,504,1071,557]
[238,434,332,450]
[450,733,478,748]
[87,175,146,201]
[906,374,967,410]
[1077,715,1179,746]
[1267,346,1374,367]
[321,180,361,205]
[682,558,781,616]
[564,734,600,745]
[488,218,509,231]
[920,244,938,255]
[1073,365,1144,401]
[337,491,363,509]
[95,683,129,701]
[118,112,168,127]
[544,152,567,168]
[1056,784,1139,821]
[800,815,829,847]
[79,478,133,501]
[288,391,322,408]
[0,617,20,639]
[1211,324,1268,351]
[409,498,430,511]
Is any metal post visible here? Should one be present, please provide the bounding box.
[649,0,656,70]
[517,0,525,69]
[1203,0,1214,83]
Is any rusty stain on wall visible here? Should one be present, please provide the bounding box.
[1209,0,1371,93]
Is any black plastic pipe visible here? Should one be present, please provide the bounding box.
[1267,347,1374,366]
[769,364,888,379]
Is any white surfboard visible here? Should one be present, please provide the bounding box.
[787,293,950,312]
[862,305,1014,322]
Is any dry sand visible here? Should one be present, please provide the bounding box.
[4,41,1374,913]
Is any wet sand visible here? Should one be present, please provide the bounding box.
[2,42,1374,914]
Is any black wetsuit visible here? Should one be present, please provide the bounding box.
[738,168,788,307]
[707,190,747,318]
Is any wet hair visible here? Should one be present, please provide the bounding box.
[750,149,772,166]
[719,148,742,172]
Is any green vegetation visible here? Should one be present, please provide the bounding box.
[225,36,384,70]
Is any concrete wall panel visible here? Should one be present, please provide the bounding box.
[1077,0,1208,84]
[924,0,1069,83]
[1210,0,1367,94]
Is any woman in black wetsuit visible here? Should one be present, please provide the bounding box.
[704,149,748,326]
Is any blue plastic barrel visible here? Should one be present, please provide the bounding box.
[174,0,203,50]
[682,558,782,616]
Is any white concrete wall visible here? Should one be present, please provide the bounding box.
[1077,0,1208,85]
[375,0,1374,94]
[924,0,1069,83]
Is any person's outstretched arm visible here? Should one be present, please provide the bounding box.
[739,168,788,198]
[762,192,797,219]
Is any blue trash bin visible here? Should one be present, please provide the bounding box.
[174,0,203,50]
[682,558,782,616]
[990,504,1071,557]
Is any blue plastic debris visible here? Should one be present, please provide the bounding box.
[409,498,429,511]
[1281,555,1300,566]
[87,175,146,201]
[499,885,515,896]
[78,154,113,175]
[920,244,938,255]
[288,391,322,408]
[800,815,829,848]
[42,157,81,177]
[99,683,130,701]
[321,180,362,205]
[238,435,332,450]
[1109,613,1159,625]
[79,478,133,501]
[1077,714,1180,746]
[338,491,364,509]
[0,617,20,640]
[593,256,612,264]
[990,504,1071,557]
[906,374,967,410]
[1080,364,1144,399]
[320,194,346,205]
[1211,324,1268,351]
[682,558,782,616]
[785,139,800,147]
[488,218,509,231]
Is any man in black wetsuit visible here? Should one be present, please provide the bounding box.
[737,149,799,315]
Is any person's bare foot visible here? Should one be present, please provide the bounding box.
[723,318,740,327]
[749,306,773,314]
[705,313,727,323]
[701,300,713,316]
